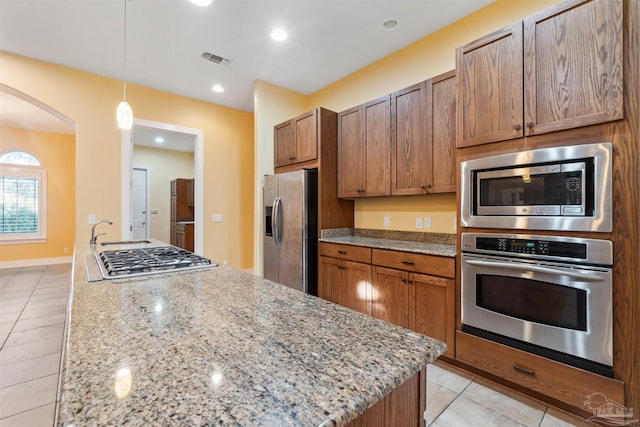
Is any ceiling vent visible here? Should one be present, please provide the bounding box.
[202,52,230,65]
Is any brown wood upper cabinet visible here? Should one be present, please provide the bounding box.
[391,71,456,195]
[274,109,318,169]
[338,95,391,198]
[456,0,623,148]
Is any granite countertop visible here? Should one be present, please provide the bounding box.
[319,229,456,258]
[58,244,446,426]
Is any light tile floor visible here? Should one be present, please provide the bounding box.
[426,362,598,426]
[0,264,71,427]
[0,264,596,426]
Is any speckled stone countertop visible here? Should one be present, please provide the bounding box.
[320,228,456,258]
[58,243,446,426]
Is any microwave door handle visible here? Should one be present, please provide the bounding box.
[464,259,605,282]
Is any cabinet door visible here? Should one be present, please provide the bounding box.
[371,266,409,328]
[523,0,623,136]
[363,96,391,196]
[187,179,194,208]
[428,71,456,194]
[456,22,524,147]
[338,106,366,198]
[294,110,317,164]
[274,120,295,168]
[175,179,193,221]
[318,256,346,306]
[175,225,186,249]
[412,273,455,358]
[391,82,428,195]
[344,260,371,315]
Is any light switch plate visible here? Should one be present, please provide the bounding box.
[88,214,96,225]
[383,216,390,227]
[212,214,224,222]
[415,217,423,229]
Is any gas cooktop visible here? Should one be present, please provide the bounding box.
[85,244,216,282]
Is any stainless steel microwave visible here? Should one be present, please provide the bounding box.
[460,142,612,232]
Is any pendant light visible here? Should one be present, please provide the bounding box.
[116,0,133,129]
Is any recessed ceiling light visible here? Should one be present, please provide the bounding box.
[211,84,224,93]
[271,28,288,42]
[155,137,165,143]
[190,0,213,6]
[382,19,399,31]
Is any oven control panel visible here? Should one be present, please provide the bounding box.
[461,233,613,265]
[492,238,554,256]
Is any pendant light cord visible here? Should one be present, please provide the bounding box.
[123,0,127,101]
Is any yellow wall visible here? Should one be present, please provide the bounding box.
[0,126,75,261]
[132,145,195,244]
[0,52,254,269]
[255,0,560,236]
[253,80,308,274]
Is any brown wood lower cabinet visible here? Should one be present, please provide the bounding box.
[174,223,194,252]
[371,266,410,328]
[318,256,371,315]
[347,368,426,427]
[456,331,625,417]
[318,242,456,358]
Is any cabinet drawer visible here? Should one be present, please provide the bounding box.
[456,331,624,416]
[319,242,371,263]
[372,249,454,278]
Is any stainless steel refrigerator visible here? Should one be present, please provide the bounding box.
[263,169,318,295]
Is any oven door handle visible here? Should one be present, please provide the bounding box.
[464,259,605,282]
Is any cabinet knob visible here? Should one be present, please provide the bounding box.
[526,121,535,128]
[513,124,522,131]
[420,184,427,190]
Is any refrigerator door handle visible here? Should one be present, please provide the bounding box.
[272,196,280,246]
[275,196,283,246]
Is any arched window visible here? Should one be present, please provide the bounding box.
[0,150,47,242]
[0,151,40,166]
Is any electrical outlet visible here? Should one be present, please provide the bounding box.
[415,217,423,229]
[424,216,432,229]
[212,214,224,222]
[63,248,69,254]
[88,214,96,225]
[383,216,391,227]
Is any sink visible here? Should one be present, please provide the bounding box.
[101,240,152,246]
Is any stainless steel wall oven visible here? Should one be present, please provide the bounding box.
[461,232,613,377]
[460,142,612,232]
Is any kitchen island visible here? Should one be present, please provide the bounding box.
[57,244,446,426]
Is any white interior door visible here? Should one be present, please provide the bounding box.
[131,168,148,239]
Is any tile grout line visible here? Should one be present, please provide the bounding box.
[0,266,51,351]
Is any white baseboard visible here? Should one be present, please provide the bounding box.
[0,256,73,269]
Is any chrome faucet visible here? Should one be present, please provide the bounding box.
[90,219,113,245]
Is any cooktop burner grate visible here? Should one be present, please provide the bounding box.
[100,246,212,276]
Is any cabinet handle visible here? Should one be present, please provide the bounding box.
[407,279,413,284]
[401,260,415,266]
[526,121,535,128]
[420,184,427,189]
[401,278,407,283]
[337,265,346,270]
[337,250,347,255]
[513,123,522,131]
[513,365,535,376]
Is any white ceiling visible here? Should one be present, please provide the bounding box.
[0,0,493,114]
[133,126,195,152]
